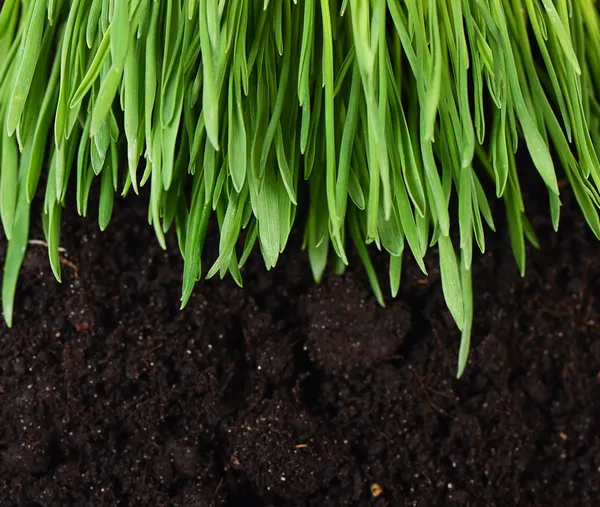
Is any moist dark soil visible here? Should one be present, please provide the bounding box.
[1,188,599,507]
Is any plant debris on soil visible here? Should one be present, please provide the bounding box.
[1,189,599,507]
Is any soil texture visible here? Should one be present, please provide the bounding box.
[1,190,599,507]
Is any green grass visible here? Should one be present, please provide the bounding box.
[1,0,600,378]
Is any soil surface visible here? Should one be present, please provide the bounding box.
[1,188,599,507]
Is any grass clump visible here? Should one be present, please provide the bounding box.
[1,0,600,377]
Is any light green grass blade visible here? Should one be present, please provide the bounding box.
[349,207,385,307]
[0,0,19,40]
[6,0,46,135]
[439,234,464,331]
[0,125,18,240]
[389,251,402,298]
[181,175,211,308]
[1,181,30,327]
[456,257,473,379]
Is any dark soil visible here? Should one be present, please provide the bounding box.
[1,189,599,507]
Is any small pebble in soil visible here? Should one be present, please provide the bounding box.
[370,482,383,497]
